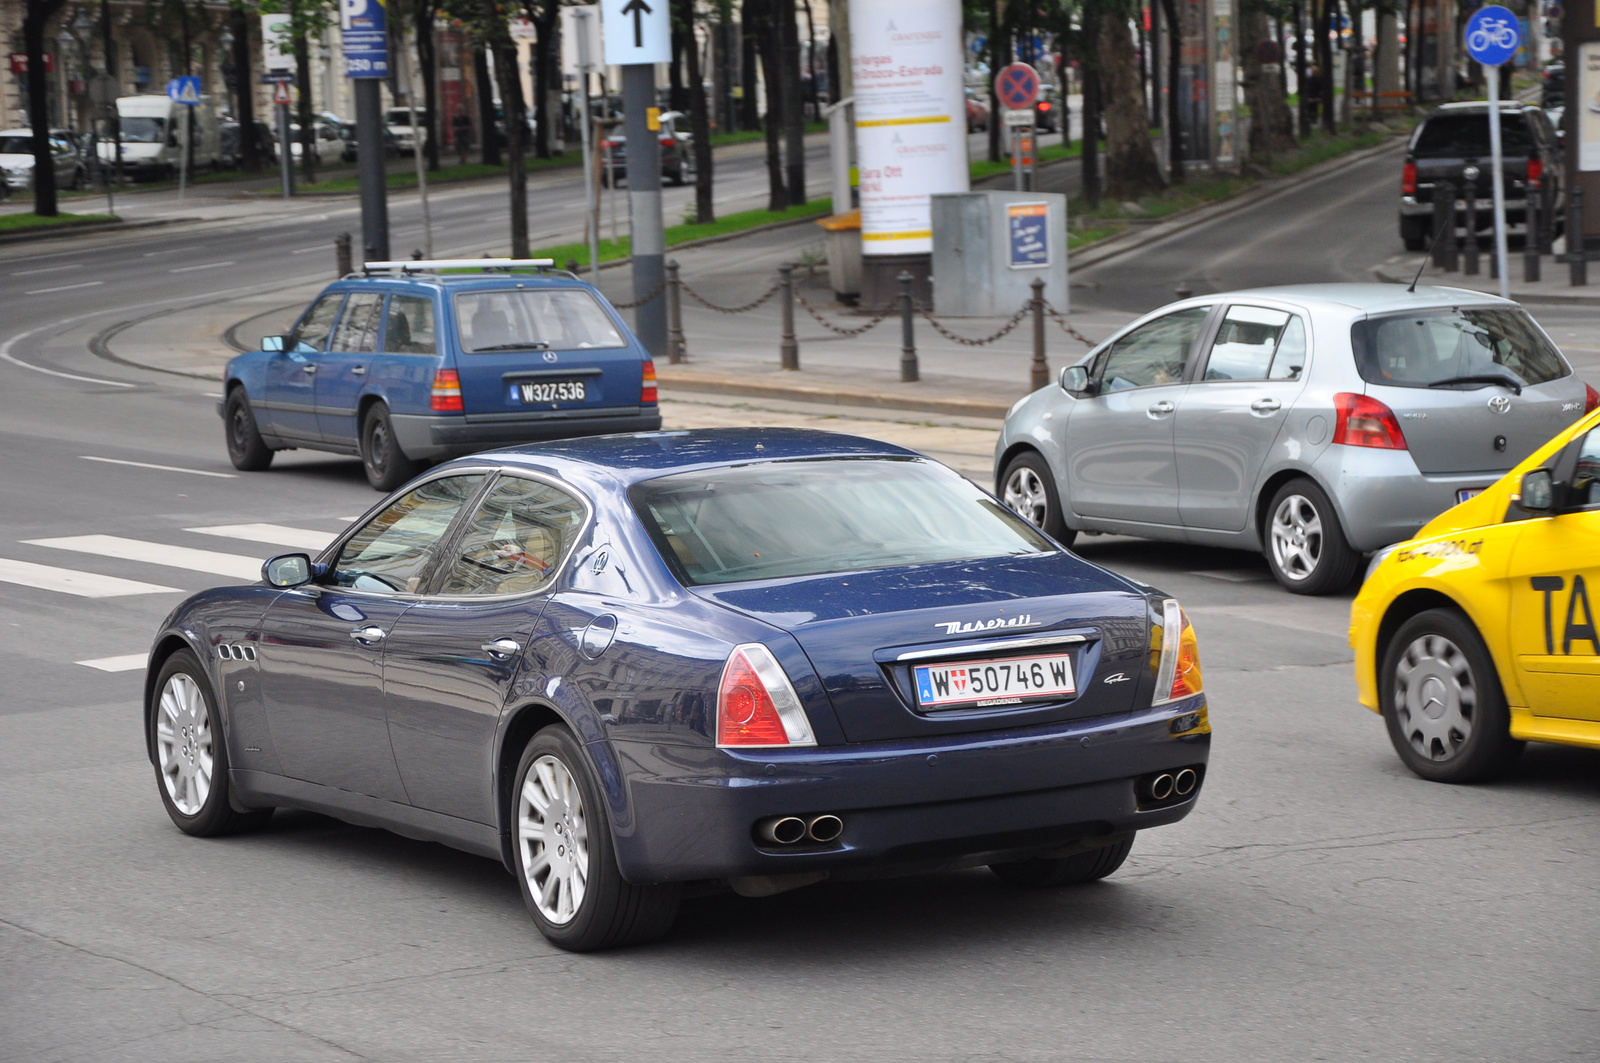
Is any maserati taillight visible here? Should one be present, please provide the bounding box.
[715,644,816,748]
[1151,599,1204,707]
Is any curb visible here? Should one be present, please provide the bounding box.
[657,370,1013,419]
[1370,261,1600,306]
[0,216,193,246]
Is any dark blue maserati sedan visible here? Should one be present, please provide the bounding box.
[144,429,1210,950]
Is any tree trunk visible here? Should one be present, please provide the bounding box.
[1081,19,1102,208]
[231,2,259,171]
[1292,0,1308,136]
[754,0,788,210]
[1243,3,1292,162]
[740,0,761,130]
[779,0,805,204]
[533,8,557,158]
[1100,8,1164,201]
[475,46,500,164]
[669,17,688,112]
[416,2,440,170]
[1160,0,1184,182]
[1319,0,1335,133]
[679,0,715,222]
[23,0,66,216]
[492,38,528,256]
[987,0,1005,163]
[294,27,315,183]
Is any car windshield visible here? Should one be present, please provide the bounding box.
[117,116,165,143]
[1350,308,1569,389]
[0,135,34,154]
[386,109,423,125]
[630,457,1054,586]
[455,289,626,352]
[1412,113,1534,157]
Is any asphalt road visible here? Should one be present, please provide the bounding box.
[1,142,1597,1062]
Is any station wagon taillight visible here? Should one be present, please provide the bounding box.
[1527,158,1543,187]
[430,368,463,412]
[1401,161,1417,195]
[1333,392,1407,450]
[640,360,658,405]
[715,644,816,748]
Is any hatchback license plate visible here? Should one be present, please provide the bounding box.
[1456,487,1485,503]
[913,652,1075,710]
[517,380,586,403]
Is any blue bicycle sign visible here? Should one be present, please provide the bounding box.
[1464,5,1520,67]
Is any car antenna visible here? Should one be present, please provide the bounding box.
[1408,218,1448,293]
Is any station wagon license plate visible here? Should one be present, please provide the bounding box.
[516,380,586,403]
[913,652,1075,710]
[1456,487,1486,503]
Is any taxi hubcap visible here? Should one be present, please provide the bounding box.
[517,754,590,925]
[1270,495,1323,580]
[155,673,213,816]
[1394,633,1475,761]
[1004,468,1049,529]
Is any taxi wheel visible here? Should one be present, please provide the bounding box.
[150,650,273,837]
[1264,479,1360,595]
[1380,609,1523,783]
[360,404,420,492]
[224,390,274,471]
[512,726,680,951]
[990,834,1135,887]
[1001,451,1076,548]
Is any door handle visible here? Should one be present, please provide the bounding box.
[482,638,522,659]
[349,626,386,645]
[302,364,317,375]
[1147,400,1175,415]
[1250,398,1282,412]
[350,365,366,375]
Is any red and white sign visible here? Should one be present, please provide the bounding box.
[272,79,293,106]
[9,52,56,75]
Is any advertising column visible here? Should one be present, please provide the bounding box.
[851,0,969,309]
[1565,0,1600,256]
[342,0,390,261]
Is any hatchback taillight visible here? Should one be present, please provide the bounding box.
[1333,392,1407,450]
[1402,161,1417,195]
[640,359,657,404]
[1586,382,1599,414]
[430,368,463,412]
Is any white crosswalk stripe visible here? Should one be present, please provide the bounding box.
[24,535,265,581]
[0,557,180,598]
[76,654,148,673]
[185,523,337,552]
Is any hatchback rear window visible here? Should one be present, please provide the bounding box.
[455,289,626,352]
[1350,308,1568,389]
[630,458,1053,586]
[1411,113,1534,157]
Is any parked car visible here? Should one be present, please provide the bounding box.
[386,107,428,155]
[220,260,662,490]
[599,110,695,186]
[1541,61,1564,109]
[0,128,85,191]
[98,94,221,179]
[994,284,1597,595]
[218,119,277,167]
[1035,84,1061,133]
[1399,101,1563,251]
[966,90,989,133]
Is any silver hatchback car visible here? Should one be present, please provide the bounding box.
[995,284,1596,594]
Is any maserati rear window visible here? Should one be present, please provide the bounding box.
[631,458,1053,586]
[1350,308,1568,389]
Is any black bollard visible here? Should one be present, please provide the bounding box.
[1571,186,1587,287]
[1030,278,1048,391]
[1463,170,1480,275]
[898,271,918,383]
[779,263,799,370]
[1525,184,1541,283]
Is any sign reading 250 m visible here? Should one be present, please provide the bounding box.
[341,0,389,78]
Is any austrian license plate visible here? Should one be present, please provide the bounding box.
[516,380,586,403]
[913,652,1075,710]
[1456,487,1486,503]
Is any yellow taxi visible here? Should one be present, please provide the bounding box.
[1351,406,1600,782]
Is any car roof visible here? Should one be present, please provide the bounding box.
[1432,101,1533,112]
[1198,282,1517,314]
[336,271,595,292]
[443,428,925,488]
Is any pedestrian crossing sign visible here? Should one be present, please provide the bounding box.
[167,76,202,105]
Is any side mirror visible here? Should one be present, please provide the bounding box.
[261,335,286,353]
[1516,468,1556,514]
[263,553,314,588]
[1060,365,1092,394]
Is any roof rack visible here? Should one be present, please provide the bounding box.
[363,258,558,275]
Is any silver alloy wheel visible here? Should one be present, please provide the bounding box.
[518,754,590,925]
[1269,494,1324,581]
[1003,466,1050,529]
[1393,633,1476,761]
[155,673,213,816]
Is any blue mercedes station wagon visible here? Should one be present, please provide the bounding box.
[220,259,662,490]
[145,429,1210,951]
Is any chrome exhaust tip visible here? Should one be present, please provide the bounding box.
[1149,773,1175,801]
[759,816,807,845]
[806,814,844,843]
[1174,768,1198,796]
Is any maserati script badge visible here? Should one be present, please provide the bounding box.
[1102,672,1131,684]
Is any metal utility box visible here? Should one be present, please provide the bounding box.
[930,191,1069,317]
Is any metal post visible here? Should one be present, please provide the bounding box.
[580,72,599,279]
[898,271,918,383]
[1538,181,1554,255]
[1486,65,1511,300]
[1463,170,1479,275]
[667,259,686,363]
[623,63,666,360]
[826,97,854,211]
[354,77,389,262]
[779,263,799,370]
[1029,277,1048,390]
[401,37,432,257]
[1570,186,1587,287]
[1431,187,1451,269]
[336,231,353,277]
[177,108,188,202]
[1525,182,1541,283]
[278,101,293,199]
[1441,179,1460,273]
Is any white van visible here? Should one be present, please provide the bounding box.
[99,94,220,179]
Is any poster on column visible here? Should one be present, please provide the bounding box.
[1582,43,1600,172]
[851,0,970,256]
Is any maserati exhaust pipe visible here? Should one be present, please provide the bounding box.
[758,816,807,845]
[1149,773,1175,801]
[1174,768,1198,796]
[806,814,844,843]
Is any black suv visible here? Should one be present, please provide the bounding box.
[1398,102,1563,251]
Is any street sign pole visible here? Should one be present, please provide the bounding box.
[275,87,294,200]
[1488,67,1509,297]
[565,5,602,279]
[1464,5,1520,299]
[342,0,391,263]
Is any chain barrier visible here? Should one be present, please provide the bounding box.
[915,300,1031,347]
[679,279,783,314]
[611,278,668,310]
[1042,302,1100,349]
[793,289,891,337]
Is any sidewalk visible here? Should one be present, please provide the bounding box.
[1371,250,1600,306]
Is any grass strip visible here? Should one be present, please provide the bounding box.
[531,197,835,269]
[0,211,118,232]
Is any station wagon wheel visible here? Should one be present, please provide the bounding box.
[511,726,680,951]
[1000,451,1074,547]
[360,403,420,492]
[149,649,273,836]
[1380,609,1521,783]
[223,389,274,471]
[1263,478,1359,595]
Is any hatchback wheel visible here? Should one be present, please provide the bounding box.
[1263,478,1359,594]
[150,650,272,836]
[360,404,420,492]
[512,726,680,951]
[1000,451,1075,547]
[1380,609,1522,783]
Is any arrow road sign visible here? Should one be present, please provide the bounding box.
[601,0,670,65]
[620,0,651,48]
[995,63,1040,112]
